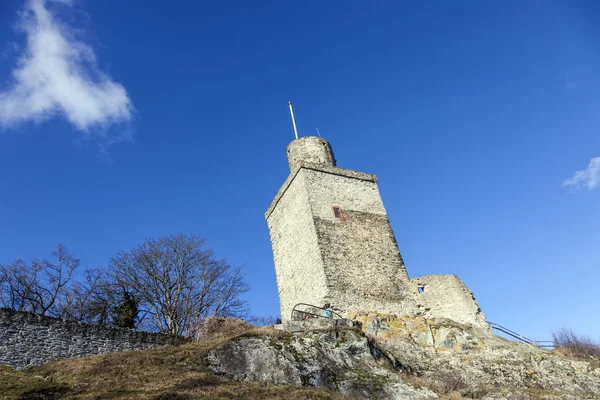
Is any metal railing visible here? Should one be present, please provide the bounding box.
[291,303,343,321]
[287,306,554,349]
[489,322,553,348]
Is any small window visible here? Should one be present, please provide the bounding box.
[331,205,344,220]
[418,287,425,294]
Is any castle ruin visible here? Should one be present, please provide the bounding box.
[266,136,487,328]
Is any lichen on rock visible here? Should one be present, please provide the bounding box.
[206,328,437,400]
[207,315,600,399]
[350,312,600,399]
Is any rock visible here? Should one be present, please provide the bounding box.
[206,329,437,399]
[350,312,600,399]
[207,313,600,399]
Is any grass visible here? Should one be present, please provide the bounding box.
[0,326,353,400]
[5,323,598,400]
[400,372,488,400]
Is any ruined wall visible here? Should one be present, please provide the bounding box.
[0,308,186,370]
[410,275,488,328]
[266,169,330,321]
[303,166,416,316]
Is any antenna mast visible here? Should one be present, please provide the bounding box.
[288,101,299,139]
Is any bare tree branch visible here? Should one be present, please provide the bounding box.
[108,233,249,338]
[0,244,79,317]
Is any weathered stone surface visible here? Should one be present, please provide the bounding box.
[305,167,415,317]
[206,329,437,399]
[411,274,488,328]
[286,136,337,172]
[266,168,331,322]
[266,136,416,322]
[265,137,484,329]
[258,137,600,398]
[0,308,185,370]
[351,313,600,399]
[209,318,600,399]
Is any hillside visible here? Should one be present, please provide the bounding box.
[0,327,348,400]
[1,317,599,400]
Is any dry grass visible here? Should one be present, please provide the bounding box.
[0,365,69,400]
[400,372,490,400]
[0,325,348,400]
[196,317,255,341]
[552,328,600,361]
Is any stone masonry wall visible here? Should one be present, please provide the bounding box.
[287,136,336,172]
[410,275,488,328]
[266,160,417,321]
[266,169,330,321]
[0,308,186,370]
[304,167,416,316]
[267,137,488,327]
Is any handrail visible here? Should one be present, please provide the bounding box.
[290,303,343,321]
[286,309,554,348]
[488,322,554,348]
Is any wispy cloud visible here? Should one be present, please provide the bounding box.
[565,81,580,90]
[562,157,600,191]
[0,0,133,135]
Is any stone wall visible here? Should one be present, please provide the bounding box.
[410,275,488,328]
[0,308,186,370]
[303,166,415,316]
[266,157,416,320]
[266,167,330,320]
[266,136,488,327]
[286,136,336,172]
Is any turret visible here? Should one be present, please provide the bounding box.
[286,136,336,172]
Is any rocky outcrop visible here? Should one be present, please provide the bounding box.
[352,312,600,398]
[206,316,600,400]
[206,326,437,400]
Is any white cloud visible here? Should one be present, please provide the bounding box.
[562,157,600,191]
[0,0,133,133]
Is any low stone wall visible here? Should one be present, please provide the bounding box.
[0,308,186,370]
[410,274,489,328]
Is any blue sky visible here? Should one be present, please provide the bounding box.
[0,0,599,341]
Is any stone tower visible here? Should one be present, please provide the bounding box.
[266,136,417,321]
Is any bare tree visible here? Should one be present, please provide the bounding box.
[246,315,281,327]
[108,233,249,338]
[553,328,600,359]
[0,244,78,317]
[57,267,125,324]
[0,259,31,311]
